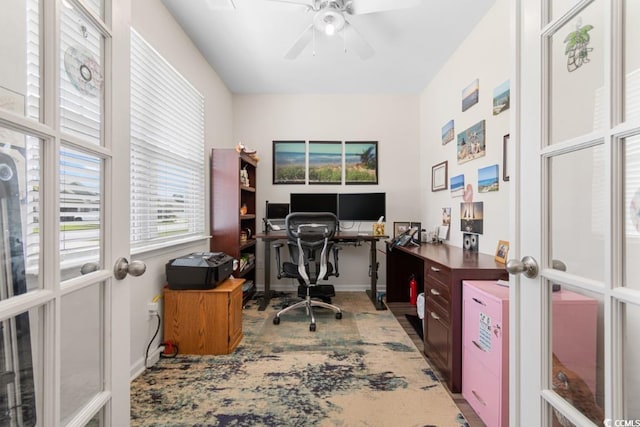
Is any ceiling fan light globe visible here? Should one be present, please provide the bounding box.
[325,23,335,35]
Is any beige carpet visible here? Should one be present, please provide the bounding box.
[130,292,469,426]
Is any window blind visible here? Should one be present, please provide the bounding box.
[130,29,205,250]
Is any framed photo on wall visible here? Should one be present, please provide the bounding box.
[431,161,448,191]
[308,141,342,184]
[345,141,378,184]
[273,140,306,184]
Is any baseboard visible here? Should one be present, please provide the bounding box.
[266,284,386,293]
[130,346,163,381]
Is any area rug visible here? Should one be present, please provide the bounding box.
[130,292,469,427]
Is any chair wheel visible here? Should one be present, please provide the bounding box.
[273,316,280,325]
[335,312,342,320]
[310,323,316,332]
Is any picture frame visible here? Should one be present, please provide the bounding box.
[393,221,410,238]
[410,221,422,243]
[308,141,342,185]
[345,141,378,184]
[457,120,486,164]
[495,240,510,264]
[462,78,479,112]
[441,119,454,145]
[503,134,510,181]
[431,160,448,191]
[478,164,499,193]
[273,140,306,184]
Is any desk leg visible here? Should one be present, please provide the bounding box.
[366,240,386,311]
[258,240,271,311]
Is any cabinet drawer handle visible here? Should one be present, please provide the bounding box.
[472,297,486,306]
[429,311,440,320]
[472,390,487,406]
[472,340,487,352]
[430,266,441,272]
[430,289,440,296]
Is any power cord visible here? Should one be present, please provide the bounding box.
[144,312,161,368]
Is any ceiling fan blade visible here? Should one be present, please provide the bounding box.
[341,21,374,59]
[265,0,315,9]
[284,24,315,59]
[348,0,420,15]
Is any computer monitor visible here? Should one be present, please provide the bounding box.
[338,192,386,222]
[265,202,290,219]
[289,193,338,215]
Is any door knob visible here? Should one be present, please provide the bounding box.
[505,255,539,278]
[113,257,146,280]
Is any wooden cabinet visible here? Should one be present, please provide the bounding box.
[386,243,507,392]
[163,278,244,355]
[462,280,599,427]
[211,149,257,292]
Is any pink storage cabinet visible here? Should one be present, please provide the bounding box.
[462,280,598,427]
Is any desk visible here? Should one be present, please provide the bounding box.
[255,231,388,311]
[386,242,508,392]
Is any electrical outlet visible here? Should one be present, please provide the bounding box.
[147,301,159,315]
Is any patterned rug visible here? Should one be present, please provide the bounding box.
[130,292,469,427]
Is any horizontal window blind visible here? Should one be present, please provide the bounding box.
[130,30,205,250]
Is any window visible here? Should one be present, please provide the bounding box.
[130,30,205,250]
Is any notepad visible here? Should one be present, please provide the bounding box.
[496,279,509,287]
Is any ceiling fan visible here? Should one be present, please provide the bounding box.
[268,0,421,59]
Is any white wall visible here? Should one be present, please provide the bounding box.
[419,0,510,256]
[232,94,421,291]
[129,0,233,377]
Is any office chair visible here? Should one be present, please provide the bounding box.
[272,212,342,331]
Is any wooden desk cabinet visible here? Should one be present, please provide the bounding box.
[163,278,244,355]
[386,243,507,392]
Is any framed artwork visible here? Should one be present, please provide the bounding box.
[450,174,464,197]
[495,240,510,264]
[503,134,510,181]
[478,164,499,193]
[273,140,306,184]
[441,119,454,145]
[462,78,479,112]
[460,201,484,234]
[431,160,448,191]
[345,141,378,184]
[493,80,510,115]
[457,120,486,164]
[410,221,422,243]
[441,207,451,225]
[393,221,410,238]
[308,141,342,185]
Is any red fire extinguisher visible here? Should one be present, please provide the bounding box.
[409,274,418,306]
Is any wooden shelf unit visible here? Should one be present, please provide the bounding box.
[210,149,257,286]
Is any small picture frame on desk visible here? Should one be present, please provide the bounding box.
[410,221,421,244]
[495,240,509,264]
[393,221,410,238]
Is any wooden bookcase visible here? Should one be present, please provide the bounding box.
[210,148,257,296]
[163,278,244,355]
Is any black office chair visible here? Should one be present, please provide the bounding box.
[272,212,342,331]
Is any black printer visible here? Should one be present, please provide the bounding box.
[166,252,234,290]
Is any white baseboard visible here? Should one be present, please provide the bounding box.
[130,346,163,381]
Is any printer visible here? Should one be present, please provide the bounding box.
[166,252,234,290]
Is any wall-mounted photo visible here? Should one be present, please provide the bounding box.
[450,174,465,197]
[308,141,342,185]
[345,141,378,184]
[493,79,510,115]
[478,164,499,193]
[457,120,486,164]
[431,160,448,191]
[442,207,451,225]
[441,119,455,145]
[460,201,484,234]
[462,78,479,112]
[273,140,306,184]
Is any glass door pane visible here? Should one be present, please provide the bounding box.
[624,135,640,290]
[624,0,640,123]
[548,0,605,145]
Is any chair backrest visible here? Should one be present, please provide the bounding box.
[284,212,338,284]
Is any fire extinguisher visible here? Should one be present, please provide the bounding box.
[409,274,418,306]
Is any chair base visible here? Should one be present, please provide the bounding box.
[273,289,342,332]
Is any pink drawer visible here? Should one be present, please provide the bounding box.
[462,284,507,378]
[462,349,504,427]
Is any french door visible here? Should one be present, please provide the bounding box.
[513,0,639,425]
[0,0,133,425]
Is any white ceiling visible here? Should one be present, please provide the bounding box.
[161,0,496,94]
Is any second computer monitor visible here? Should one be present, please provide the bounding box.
[289,193,338,216]
[338,192,386,222]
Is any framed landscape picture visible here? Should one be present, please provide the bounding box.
[457,120,486,164]
[308,141,342,184]
[273,140,306,184]
[345,141,378,184]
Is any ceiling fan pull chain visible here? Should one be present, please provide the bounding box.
[343,26,347,53]
[313,27,316,56]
